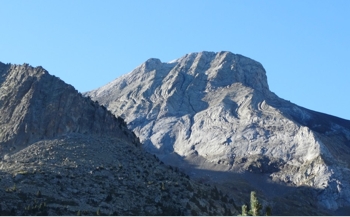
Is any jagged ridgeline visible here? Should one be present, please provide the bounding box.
[86,51,350,215]
[0,62,139,153]
[0,62,239,215]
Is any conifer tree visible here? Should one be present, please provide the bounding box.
[240,191,269,216]
[242,204,248,216]
[249,191,262,216]
[265,206,271,216]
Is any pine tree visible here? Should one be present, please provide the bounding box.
[240,191,268,216]
[242,204,248,216]
[249,191,262,216]
[265,206,271,216]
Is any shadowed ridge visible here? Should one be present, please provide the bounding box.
[0,61,6,68]
[0,63,140,156]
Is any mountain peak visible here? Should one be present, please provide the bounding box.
[141,58,162,71]
[87,51,350,213]
[149,51,270,94]
[0,63,140,155]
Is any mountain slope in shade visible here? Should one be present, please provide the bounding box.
[0,62,239,215]
[0,62,140,153]
[87,51,350,212]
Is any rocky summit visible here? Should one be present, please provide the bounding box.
[87,51,350,215]
[0,62,239,215]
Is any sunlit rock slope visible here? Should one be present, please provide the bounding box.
[87,51,350,212]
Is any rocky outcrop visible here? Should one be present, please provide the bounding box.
[87,51,350,213]
[0,62,239,215]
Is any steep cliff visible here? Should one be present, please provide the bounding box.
[87,51,350,212]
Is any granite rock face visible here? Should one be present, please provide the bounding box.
[0,62,238,215]
[87,51,350,212]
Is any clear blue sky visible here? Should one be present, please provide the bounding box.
[1,1,349,120]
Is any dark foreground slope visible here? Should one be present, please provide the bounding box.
[87,51,350,215]
[0,62,239,215]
